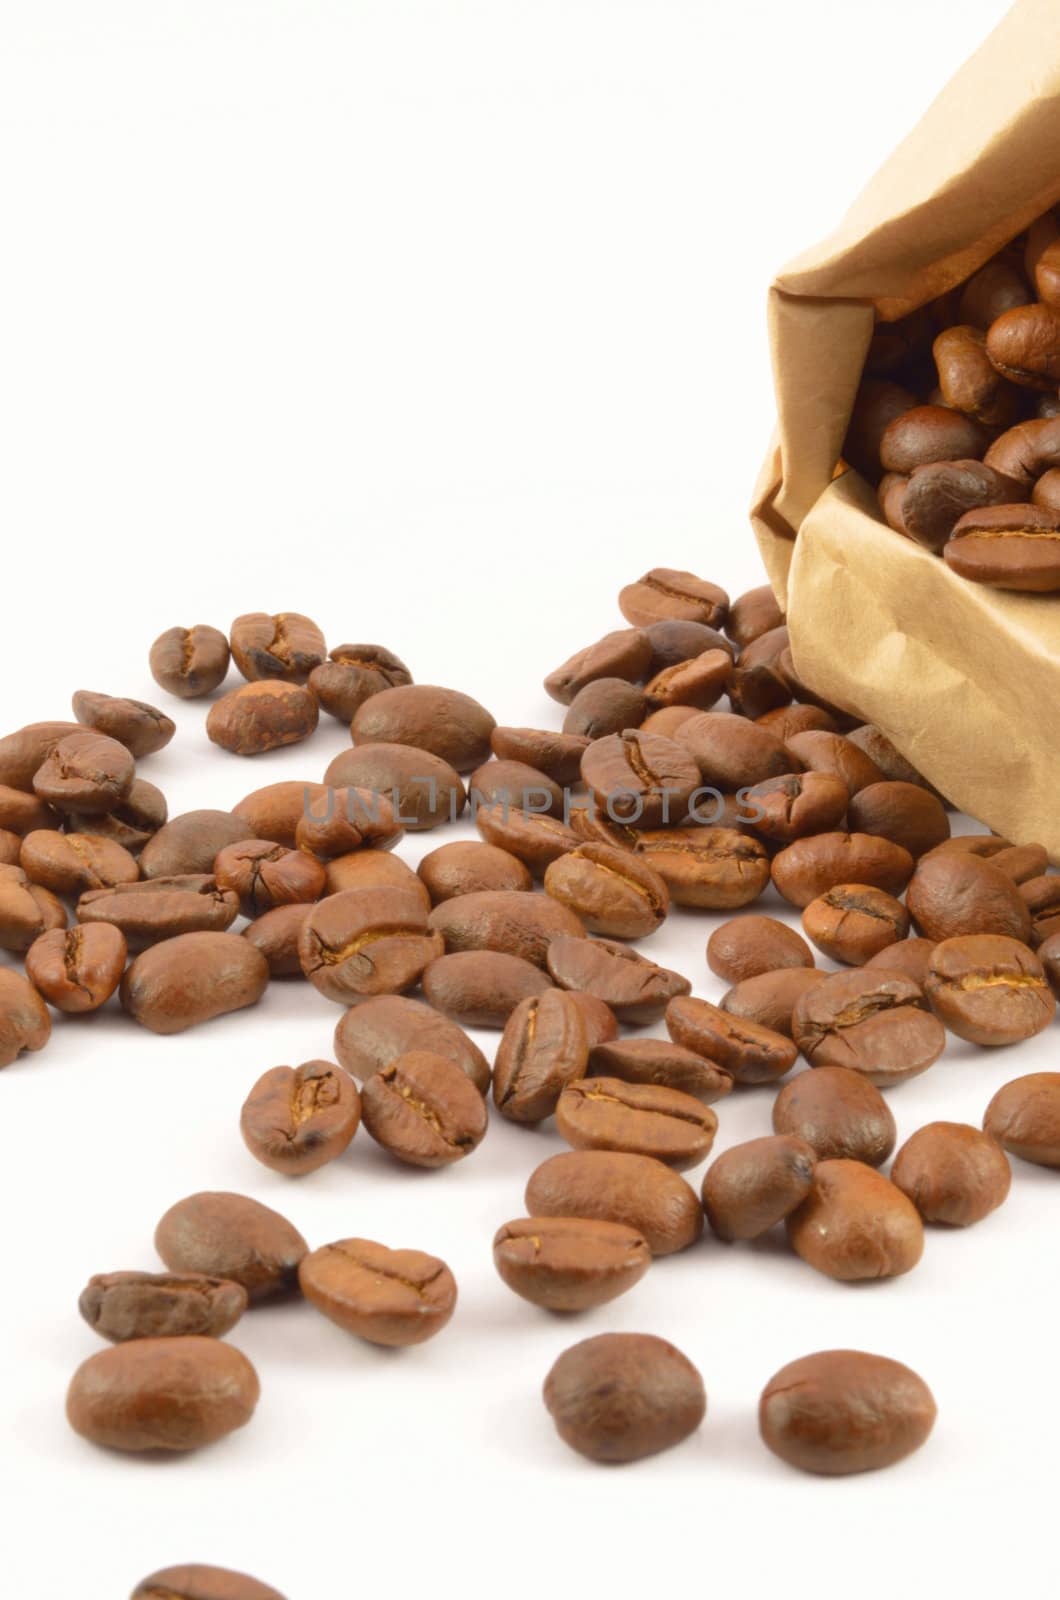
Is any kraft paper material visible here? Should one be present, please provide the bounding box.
[750,0,1060,855]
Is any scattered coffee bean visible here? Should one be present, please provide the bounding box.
[625,826,771,910]
[847,781,950,857]
[309,643,411,721]
[79,1272,247,1342]
[990,842,1049,883]
[0,721,80,792]
[772,832,915,908]
[155,1191,307,1300]
[1022,874,1060,944]
[561,678,647,738]
[525,1149,703,1254]
[360,1050,487,1166]
[423,948,552,1027]
[744,772,849,844]
[131,1565,284,1600]
[428,888,584,968]
[759,1350,936,1474]
[784,731,885,797]
[720,968,828,1039]
[619,568,728,629]
[567,990,620,1047]
[863,935,937,986]
[333,992,491,1094]
[544,1332,706,1462]
[645,618,735,672]
[548,936,690,1024]
[587,1037,733,1103]
[79,876,240,949]
[555,1076,716,1169]
[293,786,403,857]
[792,969,945,1085]
[207,681,319,756]
[0,862,67,951]
[707,915,814,983]
[490,726,591,786]
[351,685,495,773]
[772,1065,897,1166]
[757,704,838,740]
[0,785,56,835]
[140,809,250,878]
[240,1060,361,1175]
[241,903,313,977]
[666,994,797,1085]
[493,1217,651,1312]
[544,628,652,704]
[493,989,588,1124]
[906,850,1033,942]
[121,932,269,1033]
[676,711,790,790]
[726,585,784,648]
[230,612,326,683]
[543,843,668,938]
[802,884,910,965]
[298,887,443,1003]
[891,1121,1011,1225]
[33,730,135,815]
[474,804,581,874]
[214,839,326,917]
[984,1072,1060,1166]
[418,841,532,903]
[25,923,127,1013]
[0,829,18,865]
[924,934,1054,1045]
[72,690,175,759]
[468,757,565,817]
[20,829,139,895]
[702,1135,817,1241]
[231,781,330,848]
[149,625,231,699]
[787,1159,924,1280]
[299,1237,457,1346]
[66,1336,259,1453]
[0,966,52,1067]
[325,847,431,905]
[645,650,732,712]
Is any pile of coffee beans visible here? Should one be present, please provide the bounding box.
[846,206,1060,591]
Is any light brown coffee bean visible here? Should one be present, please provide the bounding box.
[240,1060,361,1175]
[924,934,1054,1045]
[299,1237,457,1345]
[0,785,56,836]
[984,1072,1060,1166]
[332,992,491,1094]
[298,887,442,1003]
[0,829,18,866]
[666,994,796,1085]
[78,876,240,950]
[351,684,495,773]
[491,989,588,1123]
[427,888,584,968]
[230,781,329,849]
[0,967,52,1067]
[121,932,269,1033]
[0,721,81,792]
[0,862,67,951]
[132,1565,284,1600]
[207,681,319,756]
[293,787,402,857]
[33,731,135,815]
[702,1135,817,1241]
[645,649,732,712]
[863,936,937,986]
[787,1160,924,1281]
[66,1337,259,1454]
[525,1149,703,1254]
[555,1077,717,1170]
[309,643,412,721]
[544,628,652,704]
[720,968,828,1039]
[635,825,772,910]
[991,843,1049,883]
[20,829,139,895]
[725,584,784,648]
[802,884,910,965]
[360,1050,487,1167]
[72,690,176,759]
[675,711,791,790]
[422,949,552,1028]
[567,991,619,1047]
[580,730,700,829]
[891,1121,1010,1226]
[468,758,565,818]
[771,833,914,908]
[324,848,430,907]
[214,840,325,918]
[547,936,690,1024]
[792,969,945,1086]
[1020,874,1060,946]
[474,804,581,875]
[149,624,231,699]
[744,771,849,844]
[847,782,950,858]
[140,809,250,878]
[906,851,1032,942]
[587,1037,732,1103]
[619,568,728,628]
[707,915,815,983]
[241,903,314,977]
[418,841,532,903]
[78,1272,247,1343]
[155,1191,307,1300]
[25,923,127,1013]
[230,611,326,682]
[544,1332,706,1463]
[489,726,591,786]
[757,705,839,740]
[493,1217,651,1312]
[543,843,668,938]
[772,1065,897,1166]
[759,1350,936,1475]
[783,731,885,797]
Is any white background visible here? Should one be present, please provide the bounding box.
[0,3,1044,1597]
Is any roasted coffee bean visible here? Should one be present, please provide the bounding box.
[847,781,950,858]
[475,804,581,874]
[214,839,326,917]
[544,628,652,704]
[69,786,164,866]
[489,727,591,786]
[543,843,668,939]
[905,850,1032,942]
[644,618,735,672]
[66,1337,259,1453]
[619,568,728,629]
[879,471,910,532]
[131,1565,284,1600]
[620,826,770,910]
[945,502,1060,591]
[544,1333,705,1463]
[720,969,828,1039]
[0,967,52,1067]
[293,787,402,857]
[298,887,442,1003]
[901,459,1024,548]
[844,377,918,480]
[526,1149,703,1254]
[140,809,251,878]
[990,843,1049,883]
[580,730,700,829]
[846,725,937,791]
[568,991,620,1047]
[230,611,326,682]
[960,259,1031,327]
[0,829,18,865]
[925,832,1011,860]
[879,404,988,472]
[492,990,588,1123]
[0,720,81,791]
[26,923,127,1013]
[743,772,849,844]
[0,785,56,835]
[1034,465,1060,509]
[759,1350,936,1475]
[985,301,1060,388]
[79,1272,247,1342]
[547,936,690,1024]
[231,781,329,848]
[71,690,175,758]
[984,1072,1060,1166]
[1020,874,1060,945]
[325,847,431,905]
[20,829,139,895]
[556,1077,717,1170]
[757,704,839,740]
[149,624,232,699]
[207,681,319,756]
[418,841,532,903]
[675,711,791,790]
[298,1238,457,1345]
[702,1135,817,1241]
[726,585,784,648]
[333,993,491,1094]
[587,1037,733,1103]
[323,742,464,832]
[725,625,791,719]
[79,876,240,949]
[33,730,135,815]
[802,884,910,965]
[772,1065,897,1166]
[351,684,495,773]
[934,325,1021,426]
[645,650,732,712]
[1029,213,1060,305]
[360,1050,487,1166]
[155,1191,307,1300]
[891,1121,1010,1226]
[0,862,66,951]
[240,1060,361,1175]
[493,1217,651,1312]
[783,731,884,797]
[122,932,269,1033]
[309,643,412,721]
[864,935,937,986]
[924,934,1054,1045]
[428,888,584,968]
[787,1160,924,1281]
[983,414,1060,486]
[422,949,552,1027]
[665,994,796,1085]
[639,705,702,739]
[562,677,648,739]
[467,758,564,818]
[792,969,945,1086]
[707,915,815,983]
[241,903,314,977]
[1039,930,1060,994]
[771,833,914,908]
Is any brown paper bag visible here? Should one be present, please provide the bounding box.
[750,0,1060,857]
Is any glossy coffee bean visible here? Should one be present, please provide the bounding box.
[645,649,732,712]
[726,585,784,648]
[568,991,620,1047]
[299,1238,457,1346]
[240,1060,361,1175]
[214,840,326,917]
[0,785,57,836]
[489,727,591,786]
[121,932,269,1033]
[544,628,652,704]
[556,1077,717,1170]
[744,772,849,844]
[771,833,914,908]
[802,884,910,965]
[984,1072,1060,1166]
[720,968,828,1039]
[847,782,950,859]
[79,876,240,949]
[562,678,648,739]
[619,568,728,628]
[423,949,552,1027]
[418,841,532,903]
[844,376,918,479]
[33,730,135,815]
[581,730,700,828]
[934,325,1020,426]
[924,934,1054,1045]
[79,1272,247,1342]
[863,935,937,986]
[707,915,815,983]
[891,1122,1011,1226]
[525,1149,703,1254]
[324,848,430,906]
[474,805,581,875]
[759,1350,936,1475]
[587,1038,733,1103]
[468,758,564,818]
[0,721,80,792]
[639,705,702,739]
[772,1065,896,1166]
[702,1135,817,1241]
[293,786,402,857]
[675,712,791,790]
[985,301,1060,389]
[792,970,945,1086]
[0,967,52,1067]
[351,685,494,773]
[230,781,329,848]
[905,851,1032,942]
[0,863,66,951]
[547,936,690,1024]
[309,643,411,721]
[25,923,127,1013]
[901,459,1023,549]
[207,681,319,755]
[131,1565,284,1600]
[298,887,442,1003]
[983,414,1060,486]
[20,829,139,895]
[241,903,313,977]
[644,618,735,672]
[428,888,583,968]
[493,1217,651,1312]
[544,843,668,938]
[229,611,326,682]
[666,994,796,1085]
[66,1337,259,1453]
[493,990,588,1124]
[787,1160,924,1281]
[959,259,1031,327]
[333,992,491,1094]
[155,1191,307,1300]
[879,404,988,472]
[360,1050,487,1166]
[72,690,175,758]
[140,809,250,878]
[629,825,771,910]
[945,502,1060,591]
[149,624,232,699]
[544,1333,705,1463]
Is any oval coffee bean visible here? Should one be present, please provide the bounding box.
[568,990,619,1047]
[771,833,914,908]
[33,730,135,815]
[20,829,139,895]
[293,786,403,857]
[149,624,231,699]
[587,1037,733,1104]
[645,649,732,712]
[240,1060,361,1175]
[79,1272,248,1342]
[879,403,988,471]
[418,841,532,903]
[0,784,56,835]
[544,628,652,704]
[787,1160,924,1281]
[467,758,565,818]
[299,1238,457,1345]
[298,888,443,1004]
[351,684,495,773]
[707,915,815,983]
[0,966,52,1067]
[25,923,127,1013]
[562,678,649,739]
[309,642,412,721]
[646,618,735,671]
[945,503,1060,591]
[556,1077,717,1170]
[79,876,240,950]
[792,969,945,1086]
[665,995,796,1085]
[525,1150,703,1254]
[325,847,431,906]
[544,1332,706,1463]
[207,681,319,755]
[67,1337,259,1453]
[924,934,1054,1045]
[725,585,784,648]
[0,721,80,792]
[360,1050,487,1166]
[625,826,770,910]
[324,743,466,830]
[493,990,588,1124]
[229,781,330,848]
[802,884,910,965]
[759,1350,936,1475]
[847,781,950,858]
[905,851,1032,942]
[332,993,491,1095]
[72,689,176,758]
[547,936,690,1024]
[493,1217,651,1312]
[863,936,937,987]
[784,730,885,796]
[229,611,326,682]
[720,969,828,1040]
[214,839,326,917]
[422,949,552,1027]
[619,567,728,628]
[155,1191,307,1301]
[702,1135,817,1241]
[743,772,849,844]
[121,932,269,1033]
[991,843,1049,883]
[675,711,790,790]
[757,704,838,741]
[490,726,591,786]
[0,863,67,951]
[984,1072,1060,1167]
[428,888,583,968]
[986,301,1060,388]
[241,903,314,977]
[474,804,581,874]
[580,730,700,828]
[543,843,668,938]
[140,809,250,878]
[891,1121,1011,1226]
[132,1565,285,1600]
[772,1065,897,1166]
